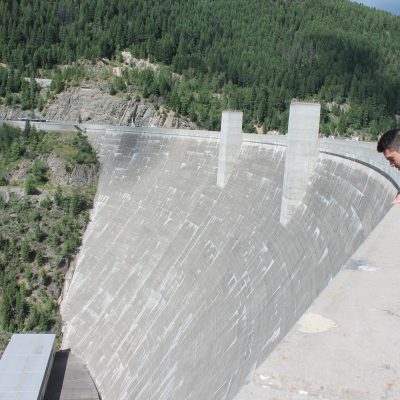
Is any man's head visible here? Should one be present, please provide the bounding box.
[377,128,400,170]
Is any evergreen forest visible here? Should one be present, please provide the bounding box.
[0,123,98,351]
[1,0,400,137]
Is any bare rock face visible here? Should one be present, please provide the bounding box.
[42,81,196,129]
[0,57,195,129]
[3,159,31,184]
[0,105,44,121]
[0,153,98,190]
[45,153,99,186]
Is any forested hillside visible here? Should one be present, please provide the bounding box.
[1,0,400,137]
[0,123,98,351]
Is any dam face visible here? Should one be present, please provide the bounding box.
[62,129,394,400]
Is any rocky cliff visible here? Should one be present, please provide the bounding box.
[0,79,196,129]
[43,81,196,129]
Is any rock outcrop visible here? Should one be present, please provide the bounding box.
[45,153,99,186]
[45,82,195,128]
[0,80,195,129]
[0,106,37,121]
[0,55,195,129]
[1,153,98,188]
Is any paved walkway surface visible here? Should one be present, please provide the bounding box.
[235,205,400,400]
[44,350,99,400]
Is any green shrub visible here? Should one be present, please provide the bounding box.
[24,265,33,281]
[36,249,44,267]
[40,196,52,209]
[20,240,31,262]
[39,268,48,285]
[24,175,36,195]
[31,160,48,183]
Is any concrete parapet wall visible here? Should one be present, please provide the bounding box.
[258,134,399,189]
[2,118,397,189]
[61,127,395,400]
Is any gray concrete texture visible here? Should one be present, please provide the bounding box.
[235,204,400,400]
[61,125,396,400]
[217,111,243,188]
[0,334,55,400]
[44,350,99,400]
[280,101,321,226]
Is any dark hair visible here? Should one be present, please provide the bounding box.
[377,128,400,153]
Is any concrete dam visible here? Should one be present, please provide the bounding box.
[60,106,398,400]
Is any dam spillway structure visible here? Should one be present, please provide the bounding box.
[60,105,398,400]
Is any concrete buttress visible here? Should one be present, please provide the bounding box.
[217,111,243,188]
[280,101,321,226]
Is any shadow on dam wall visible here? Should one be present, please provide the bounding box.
[61,130,395,400]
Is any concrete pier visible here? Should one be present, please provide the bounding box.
[280,101,321,226]
[217,111,243,187]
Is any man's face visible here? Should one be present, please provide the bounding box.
[383,148,400,170]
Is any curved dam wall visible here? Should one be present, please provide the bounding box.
[62,129,395,400]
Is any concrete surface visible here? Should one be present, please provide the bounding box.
[60,127,396,400]
[1,117,399,187]
[235,204,400,400]
[0,334,55,400]
[44,350,99,400]
[217,111,243,188]
[280,101,321,225]
[2,119,397,400]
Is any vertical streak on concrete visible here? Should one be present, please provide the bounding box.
[280,101,321,226]
[217,111,243,188]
